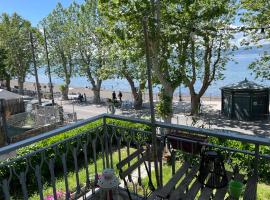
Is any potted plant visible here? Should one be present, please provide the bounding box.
[229,180,244,199]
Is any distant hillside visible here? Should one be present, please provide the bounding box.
[232,44,270,55]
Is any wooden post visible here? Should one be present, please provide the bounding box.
[0,99,7,146]
[30,31,42,105]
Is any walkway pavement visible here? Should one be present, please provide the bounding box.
[57,99,270,137]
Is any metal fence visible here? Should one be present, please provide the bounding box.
[0,114,269,199]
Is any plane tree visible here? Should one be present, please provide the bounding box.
[71,0,110,104]
[41,3,77,100]
[175,0,237,115]
[0,48,12,90]
[0,13,32,94]
[99,3,147,109]
[100,0,182,121]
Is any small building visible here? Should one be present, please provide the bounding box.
[221,79,269,121]
[0,89,25,115]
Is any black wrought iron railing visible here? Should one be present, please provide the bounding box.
[0,114,269,199]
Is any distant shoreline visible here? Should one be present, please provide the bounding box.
[10,80,221,102]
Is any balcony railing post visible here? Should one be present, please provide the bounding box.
[2,179,11,200]
[159,139,163,187]
[103,116,110,168]
[0,99,8,146]
[254,144,260,185]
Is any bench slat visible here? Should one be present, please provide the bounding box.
[116,147,144,169]
[243,175,257,200]
[198,174,216,200]
[155,162,190,199]
[184,179,202,200]
[120,156,146,179]
[213,173,233,200]
[169,165,199,200]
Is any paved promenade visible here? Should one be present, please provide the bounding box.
[58,99,270,137]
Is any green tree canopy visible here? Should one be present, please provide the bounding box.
[0,13,32,94]
[41,3,77,100]
[99,0,148,109]
[241,0,270,80]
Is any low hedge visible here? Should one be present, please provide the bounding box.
[208,137,270,183]
[15,118,151,156]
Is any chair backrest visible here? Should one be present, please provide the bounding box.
[116,146,155,200]
[117,147,145,178]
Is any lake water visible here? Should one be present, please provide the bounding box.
[26,52,270,97]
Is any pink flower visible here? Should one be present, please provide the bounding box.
[45,195,54,200]
[45,191,65,200]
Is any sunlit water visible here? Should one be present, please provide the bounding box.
[26,51,270,97]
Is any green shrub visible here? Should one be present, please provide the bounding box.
[209,137,270,183]
[156,90,173,119]
[59,85,66,93]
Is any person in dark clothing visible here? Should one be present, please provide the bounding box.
[112,91,117,101]
[118,91,123,102]
[84,93,87,102]
[78,93,83,102]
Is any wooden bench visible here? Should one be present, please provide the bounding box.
[148,162,258,200]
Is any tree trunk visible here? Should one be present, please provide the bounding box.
[159,87,174,123]
[92,87,101,104]
[124,71,143,110]
[5,77,10,91]
[18,78,24,95]
[133,90,143,110]
[62,85,69,100]
[190,94,200,115]
[163,94,173,124]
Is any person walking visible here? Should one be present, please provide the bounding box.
[118,91,123,102]
[112,91,117,101]
[84,93,87,102]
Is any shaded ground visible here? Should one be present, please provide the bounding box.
[172,100,270,136]
[58,98,270,137]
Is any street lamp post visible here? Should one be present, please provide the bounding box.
[30,31,42,105]
[43,28,55,106]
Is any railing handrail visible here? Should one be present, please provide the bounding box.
[1,113,270,156]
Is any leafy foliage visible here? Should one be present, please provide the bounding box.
[0,13,32,92]
[156,89,173,119]
[40,3,77,99]
[0,48,9,81]
[209,137,270,183]
[241,0,270,80]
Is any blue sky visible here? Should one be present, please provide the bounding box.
[0,0,84,26]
